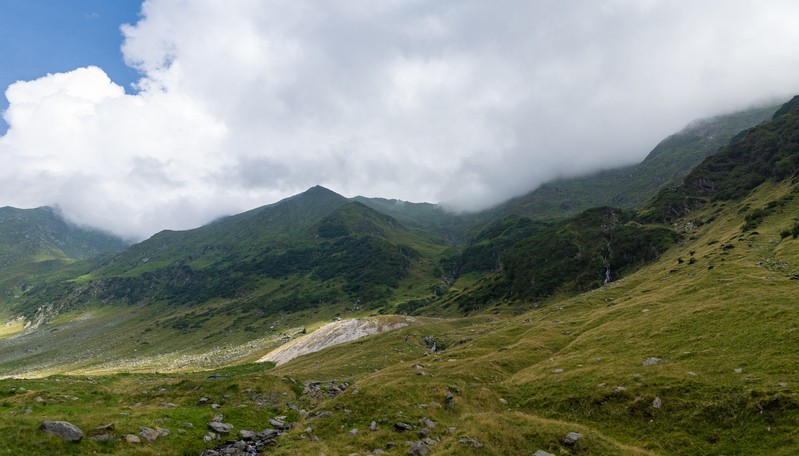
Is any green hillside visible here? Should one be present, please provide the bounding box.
[486,103,779,220]
[0,98,798,454]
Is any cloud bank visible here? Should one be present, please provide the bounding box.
[2,0,799,239]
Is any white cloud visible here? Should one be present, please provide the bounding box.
[2,0,799,239]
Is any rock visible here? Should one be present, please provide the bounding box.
[533,451,555,456]
[408,441,430,456]
[734,368,743,373]
[199,397,210,404]
[348,428,358,436]
[270,416,290,429]
[499,398,508,405]
[94,423,115,431]
[35,396,45,403]
[394,422,414,432]
[208,422,233,434]
[458,437,483,448]
[125,434,141,443]
[419,417,436,429]
[240,429,256,440]
[139,427,161,442]
[159,402,177,408]
[564,432,582,446]
[444,391,455,408]
[652,397,662,409]
[369,421,379,431]
[687,371,697,377]
[418,428,431,438]
[182,422,194,429]
[642,357,663,366]
[39,421,84,442]
[373,450,385,455]
[211,403,222,409]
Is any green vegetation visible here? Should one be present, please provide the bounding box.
[1,98,799,454]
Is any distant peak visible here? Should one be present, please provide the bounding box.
[300,185,344,199]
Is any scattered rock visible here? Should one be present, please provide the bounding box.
[39,421,84,443]
[653,397,662,409]
[270,416,291,430]
[499,398,508,405]
[408,441,430,456]
[211,403,222,409]
[94,423,115,431]
[138,427,161,442]
[533,451,555,456]
[240,429,256,440]
[418,428,431,438]
[199,397,210,405]
[553,368,564,373]
[642,357,663,366]
[444,391,455,408]
[687,371,697,377]
[458,437,483,448]
[734,368,743,374]
[208,421,233,434]
[418,418,435,429]
[369,421,379,431]
[125,434,141,443]
[159,402,177,408]
[213,413,224,422]
[394,422,414,432]
[564,432,582,446]
[348,428,358,436]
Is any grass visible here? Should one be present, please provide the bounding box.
[1,179,798,454]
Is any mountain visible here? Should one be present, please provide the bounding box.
[12,186,448,322]
[2,98,799,454]
[0,206,128,267]
[484,103,779,220]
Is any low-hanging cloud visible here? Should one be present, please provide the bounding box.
[2,0,799,240]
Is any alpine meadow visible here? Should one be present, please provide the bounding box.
[1,2,799,456]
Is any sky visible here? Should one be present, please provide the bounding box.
[1,0,798,241]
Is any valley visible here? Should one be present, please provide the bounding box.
[0,99,798,455]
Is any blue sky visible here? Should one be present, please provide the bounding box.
[0,0,141,129]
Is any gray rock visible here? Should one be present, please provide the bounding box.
[348,428,358,436]
[239,429,256,440]
[533,451,555,456]
[369,420,379,431]
[208,422,233,434]
[458,437,483,448]
[419,417,436,429]
[444,391,455,408]
[564,432,582,445]
[373,450,385,455]
[418,428,431,438]
[652,397,662,409]
[642,357,663,366]
[213,413,224,422]
[125,434,141,443]
[408,441,430,456]
[94,423,115,431]
[199,397,210,404]
[139,427,161,442]
[394,422,414,432]
[270,416,290,429]
[39,421,84,442]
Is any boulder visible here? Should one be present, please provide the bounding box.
[39,421,84,442]
[208,421,233,434]
[408,441,430,456]
[394,422,414,432]
[138,427,160,442]
[564,432,582,446]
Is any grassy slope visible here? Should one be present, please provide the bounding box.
[0,179,796,455]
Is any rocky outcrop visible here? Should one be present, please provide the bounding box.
[256,317,416,365]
